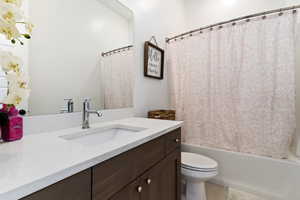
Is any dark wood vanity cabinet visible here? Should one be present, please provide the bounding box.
[21,169,92,200]
[22,128,181,200]
[109,150,180,200]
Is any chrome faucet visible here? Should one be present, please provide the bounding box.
[60,98,74,113]
[82,98,103,129]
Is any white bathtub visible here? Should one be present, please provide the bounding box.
[182,143,300,200]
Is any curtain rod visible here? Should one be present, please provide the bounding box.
[166,4,300,43]
[101,45,133,57]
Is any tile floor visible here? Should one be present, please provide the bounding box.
[206,183,228,200]
[182,182,228,200]
[182,183,266,200]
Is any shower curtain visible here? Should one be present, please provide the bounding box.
[101,49,134,109]
[167,12,297,158]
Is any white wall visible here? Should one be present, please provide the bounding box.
[118,0,186,116]
[28,0,132,115]
[184,0,300,30]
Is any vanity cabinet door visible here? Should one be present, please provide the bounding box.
[21,169,92,200]
[140,149,181,200]
[92,150,136,200]
[133,135,165,176]
[109,179,141,200]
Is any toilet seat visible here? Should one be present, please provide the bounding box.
[182,164,217,172]
[182,152,218,172]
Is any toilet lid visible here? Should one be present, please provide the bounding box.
[181,152,218,171]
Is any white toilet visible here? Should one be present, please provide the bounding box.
[181,152,218,200]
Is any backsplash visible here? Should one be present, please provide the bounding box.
[23,108,134,135]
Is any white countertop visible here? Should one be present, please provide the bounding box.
[0,118,183,200]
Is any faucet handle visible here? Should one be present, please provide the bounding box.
[83,98,91,102]
[64,98,73,103]
[95,111,103,117]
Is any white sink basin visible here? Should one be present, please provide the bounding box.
[59,125,146,146]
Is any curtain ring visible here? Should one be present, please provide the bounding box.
[199,30,203,34]
[219,25,223,29]
[210,27,213,31]
[232,22,236,26]
[262,15,266,19]
[246,18,250,22]
[293,10,297,14]
[278,12,283,16]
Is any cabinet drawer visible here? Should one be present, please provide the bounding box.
[165,128,181,154]
[21,169,91,200]
[93,150,136,200]
[134,135,165,176]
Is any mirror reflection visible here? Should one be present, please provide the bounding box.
[26,0,134,116]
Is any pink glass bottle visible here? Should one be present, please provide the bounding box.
[0,104,23,142]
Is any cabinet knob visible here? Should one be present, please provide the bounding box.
[146,178,152,185]
[175,138,180,143]
[137,186,143,193]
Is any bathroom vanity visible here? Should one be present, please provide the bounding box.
[22,128,180,200]
[0,118,182,200]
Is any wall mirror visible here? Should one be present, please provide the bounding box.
[0,0,135,116]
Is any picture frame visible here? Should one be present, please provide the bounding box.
[144,41,164,80]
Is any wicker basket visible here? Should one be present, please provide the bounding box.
[148,110,176,120]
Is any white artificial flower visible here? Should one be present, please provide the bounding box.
[6,71,29,88]
[2,86,29,105]
[0,19,21,40]
[0,50,23,72]
[2,71,29,106]
[0,2,23,24]
[0,0,22,7]
[25,22,34,33]
[0,0,31,107]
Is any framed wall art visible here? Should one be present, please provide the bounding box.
[144,40,164,80]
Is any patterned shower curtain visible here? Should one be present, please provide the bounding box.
[167,12,297,158]
[101,49,134,109]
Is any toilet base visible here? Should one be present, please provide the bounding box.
[186,181,207,200]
